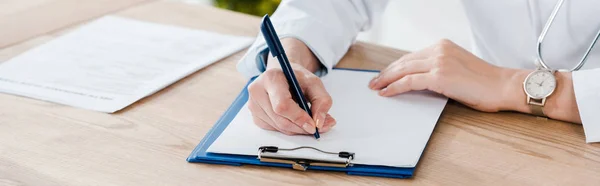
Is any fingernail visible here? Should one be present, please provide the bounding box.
[379,88,388,96]
[318,113,326,128]
[315,119,321,129]
[369,76,379,88]
[321,120,336,133]
[303,123,316,134]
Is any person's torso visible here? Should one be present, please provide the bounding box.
[461,0,600,71]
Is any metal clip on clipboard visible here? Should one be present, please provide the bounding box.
[257,146,355,171]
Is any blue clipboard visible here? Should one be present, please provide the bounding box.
[187,68,421,179]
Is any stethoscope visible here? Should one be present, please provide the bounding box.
[536,0,600,71]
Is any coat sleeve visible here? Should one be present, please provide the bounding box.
[236,0,389,78]
[572,69,600,143]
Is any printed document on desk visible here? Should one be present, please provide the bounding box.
[207,70,448,168]
[0,16,253,113]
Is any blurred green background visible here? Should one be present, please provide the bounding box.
[214,0,281,16]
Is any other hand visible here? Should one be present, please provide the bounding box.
[369,39,517,112]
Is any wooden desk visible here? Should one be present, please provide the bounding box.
[1,1,599,185]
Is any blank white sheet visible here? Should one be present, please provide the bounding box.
[0,16,253,112]
[207,70,448,168]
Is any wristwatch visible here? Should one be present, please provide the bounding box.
[523,68,557,117]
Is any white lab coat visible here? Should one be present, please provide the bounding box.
[236,0,600,143]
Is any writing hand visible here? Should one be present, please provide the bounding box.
[247,38,336,135]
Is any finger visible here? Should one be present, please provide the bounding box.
[253,116,295,136]
[379,73,435,97]
[249,81,308,135]
[252,115,277,131]
[248,82,279,130]
[319,114,337,133]
[261,99,308,135]
[248,98,276,130]
[249,96,291,134]
[370,45,437,89]
[377,45,436,76]
[302,76,333,129]
[263,73,317,134]
[370,59,433,90]
[394,39,456,66]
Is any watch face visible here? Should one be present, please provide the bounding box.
[524,70,556,99]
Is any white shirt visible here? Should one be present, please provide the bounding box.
[236,0,600,143]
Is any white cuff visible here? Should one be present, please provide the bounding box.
[572,69,600,143]
[236,20,342,78]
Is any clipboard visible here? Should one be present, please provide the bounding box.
[187,68,424,179]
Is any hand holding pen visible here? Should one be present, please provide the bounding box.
[246,16,336,137]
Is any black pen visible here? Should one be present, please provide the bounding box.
[260,15,320,139]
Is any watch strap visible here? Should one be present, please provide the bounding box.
[529,104,546,117]
[527,98,547,117]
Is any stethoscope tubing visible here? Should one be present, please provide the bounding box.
[536,0,600,72]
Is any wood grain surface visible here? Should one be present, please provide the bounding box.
[0,0,153,48]
[0,0,599,185]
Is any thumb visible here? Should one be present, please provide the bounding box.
[302,76,333,129]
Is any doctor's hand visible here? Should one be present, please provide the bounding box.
[247,38,336,135]
[369,39,518,112]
